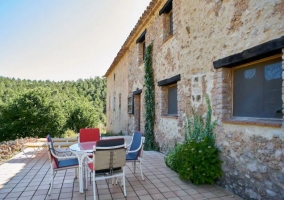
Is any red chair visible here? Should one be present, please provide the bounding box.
[79,128,101,143]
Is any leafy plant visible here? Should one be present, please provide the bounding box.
[144,43,158,150]
[165,94,222,185]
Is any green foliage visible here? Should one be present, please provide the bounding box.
[0,76,106,142]
[64,99,101,133]
[144,43,158,151]
[62,129,78,138]
[0,88,65,140]
[165,94,222,185]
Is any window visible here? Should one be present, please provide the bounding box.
[113,96,116,111]
[168,84,177,115]
[136,30,146,65]
[128,95,133,114]
[119,93,121,110]
[159,0,173,41]
[233,56,282,119]
[158,74,180,117]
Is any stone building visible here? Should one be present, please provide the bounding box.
[104,0,284,199]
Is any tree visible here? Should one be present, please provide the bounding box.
[0,88,65,141]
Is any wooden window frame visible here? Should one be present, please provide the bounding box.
[232,54,282,120]
[127,95,133,114]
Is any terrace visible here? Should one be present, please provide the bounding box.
[0,148,243,200]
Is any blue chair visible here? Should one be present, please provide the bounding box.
[46,135,80,195]
[126,131,145,180]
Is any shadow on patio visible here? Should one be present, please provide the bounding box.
[0,149,243,200]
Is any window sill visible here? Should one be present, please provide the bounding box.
[223,118,282,128]
[162,115,178,119]
[163,34,174,44]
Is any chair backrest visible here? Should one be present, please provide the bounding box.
[129,131,143,160]
[94,138,126,171]
[79,128,100,143]
[46,135,59,168]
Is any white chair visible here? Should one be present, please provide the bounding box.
[46,135,80,195]
[126,131,145,180]
[86,138,127,200]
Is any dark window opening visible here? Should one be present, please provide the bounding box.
[168,84,177,115]
[233,56,282,119]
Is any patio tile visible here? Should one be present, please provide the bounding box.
[126,197,139,200]
[174,190,188,197]
[139,195,154,200]
[135,189,149,196]
[202,191,218,198]
[180,195,195,200]
[150,193,165,200]
[163,191,178,199]
[20,190,35,196]
[59,192,73,198]
[6,191,22,198]
[0,150,245,200]
[98,194,112,200]
[190,193,206,200]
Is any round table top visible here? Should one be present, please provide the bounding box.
[69,141,96,153]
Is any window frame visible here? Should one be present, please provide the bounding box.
[232,54,282,120]
[167,84,178,116]
[127,95,133,114]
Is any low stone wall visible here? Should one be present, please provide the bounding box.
[0,137,39,164]
[216,133,284,200]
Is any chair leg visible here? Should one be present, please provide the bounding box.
[139,161,144,180]
[122,167,127,197]
[74,168,78,179]
[93,172,97,200]
[48,167,54,195]
[133,161,136,173]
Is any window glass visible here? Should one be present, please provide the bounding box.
[168,85,177,115]
[169,12,173,36]
[233,57,282,118]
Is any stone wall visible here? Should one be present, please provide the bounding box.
[106,52,129,134]
[0,138,38,165]
[105,0,284,199]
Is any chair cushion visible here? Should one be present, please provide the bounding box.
[128,132,142,159]
[88,162,122,174]
[46,135,59,168]
[58,158,79,168]
[96,138,124,147]
[126,154,137,160]
[79,128,100,142]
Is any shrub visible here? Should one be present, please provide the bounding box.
[165,94,222,185]
[0,88,65,141]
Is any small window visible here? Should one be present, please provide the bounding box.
[168,84,177,115]
[136,30,146,65]
[113,96,116,111]
[169,11,173,36]
[119,94,121,110]
[233,56,282,119]
[128,95,133,114]
[159,0,173,41]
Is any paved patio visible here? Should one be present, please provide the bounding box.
[0,149,243,200]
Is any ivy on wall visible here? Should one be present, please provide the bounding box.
[144,43,158,150]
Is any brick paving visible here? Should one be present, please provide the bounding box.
[0,149,244,200]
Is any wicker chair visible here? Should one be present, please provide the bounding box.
[86,138,127,200]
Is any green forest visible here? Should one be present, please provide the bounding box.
[0,76,106,142]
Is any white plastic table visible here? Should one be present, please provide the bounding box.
[69,142,96,193]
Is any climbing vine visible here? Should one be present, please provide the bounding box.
[144,43,158,150]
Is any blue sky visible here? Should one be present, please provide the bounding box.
[0,0,151,81]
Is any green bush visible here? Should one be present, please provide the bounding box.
[165,94,222,185]
[0,88,65,141]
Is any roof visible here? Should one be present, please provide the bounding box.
[104,0,161,77]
